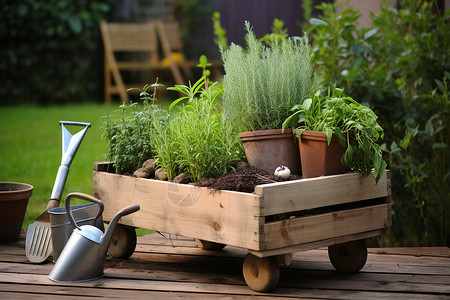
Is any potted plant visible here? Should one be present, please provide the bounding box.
[220,21,315,175]
[282,86,387,183]
[0,182,33,242]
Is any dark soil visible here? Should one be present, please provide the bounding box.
[197,164,301,193]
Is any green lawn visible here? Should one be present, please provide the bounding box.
[1,102,163,236]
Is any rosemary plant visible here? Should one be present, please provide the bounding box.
[167,76,244,182]
[221,21,315,132]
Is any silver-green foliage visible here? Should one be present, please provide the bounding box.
[221,21,314,132]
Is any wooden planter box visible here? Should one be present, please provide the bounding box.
[93,162,391,258]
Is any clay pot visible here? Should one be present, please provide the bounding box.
[239,128,301,175]
[297,131,349,178]
[0,182,33,242]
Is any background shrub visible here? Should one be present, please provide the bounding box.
[309,0,449,246]
[0,0,118,105]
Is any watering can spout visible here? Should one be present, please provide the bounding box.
[100,204,140,255]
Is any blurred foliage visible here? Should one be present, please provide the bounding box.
[1,0,119,105]
[174,0,219,59]
[212,11,228,51]
[309,0,449,246]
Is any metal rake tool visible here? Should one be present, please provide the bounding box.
[25,121,91,263]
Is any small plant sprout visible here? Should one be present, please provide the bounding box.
[274,166,291,180]
[197,55,212,90]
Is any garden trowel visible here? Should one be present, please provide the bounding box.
[25,121,91,263]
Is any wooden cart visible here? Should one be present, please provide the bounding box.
[93,162,391,292]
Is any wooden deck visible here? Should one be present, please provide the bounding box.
[1,230,449,299]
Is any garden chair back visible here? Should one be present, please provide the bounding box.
[100,21,184,103]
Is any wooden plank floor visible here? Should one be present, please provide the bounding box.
[0,230,449,299]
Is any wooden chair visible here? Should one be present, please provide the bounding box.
[100,21,185,103]
[155,21,223,83]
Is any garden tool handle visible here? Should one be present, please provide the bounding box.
[59,121,91,128]
[65,192,104,230]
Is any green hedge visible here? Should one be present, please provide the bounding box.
[309,0,449,246]
[1,0,118,105]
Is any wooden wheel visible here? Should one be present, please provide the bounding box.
[195,238,226,250]
[276,253,292,267]
[107,224,137,259]
[328,240,367,273]
[242,253,280,292]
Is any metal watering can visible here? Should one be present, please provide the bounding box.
[49,193,104,262]
[48,195,140,283]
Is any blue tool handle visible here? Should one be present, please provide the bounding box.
[59,121,91,128]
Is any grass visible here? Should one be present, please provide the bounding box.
[0,102,155,235]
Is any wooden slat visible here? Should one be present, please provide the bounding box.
[0,271,448,300]
[250,229,386,258]
[93,171,262,250]
[158,22,184,51]
[255,170,390,216]
[155,21,186,86]
[116,62,174,70]
[370,247,450,258]
[1,231,450,299]
[101,21,129,102]
[262,204,390,251]
[105,23,157,52]
[0,283,229,299]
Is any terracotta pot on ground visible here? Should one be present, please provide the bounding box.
[239,128,301,175]
[297,131,349,178]
[0,182,33,242]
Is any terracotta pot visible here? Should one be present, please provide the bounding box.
[0,182,33,242]
[239,128,301,175]
[297,131,349,178]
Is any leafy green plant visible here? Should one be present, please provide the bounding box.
[388,74,450,246]
[309,0,449,246]
[212,12,228,51]
[257,18,288,46]
[166,75,244,182]
[221,21,315,132]
[299,0,313,32]
[283,86,387,183]
[148,110,178,181]
[102,82,167,174]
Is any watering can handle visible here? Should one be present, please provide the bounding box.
[65,192,104,230]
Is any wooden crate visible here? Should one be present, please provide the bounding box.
[93,162,391,257]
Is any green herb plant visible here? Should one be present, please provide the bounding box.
[166,80,243,182]
[102,81,166,174]
[221,21,315,132]
[148,109,177,180]
[283,86,387,183]
[149,56,244,182]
